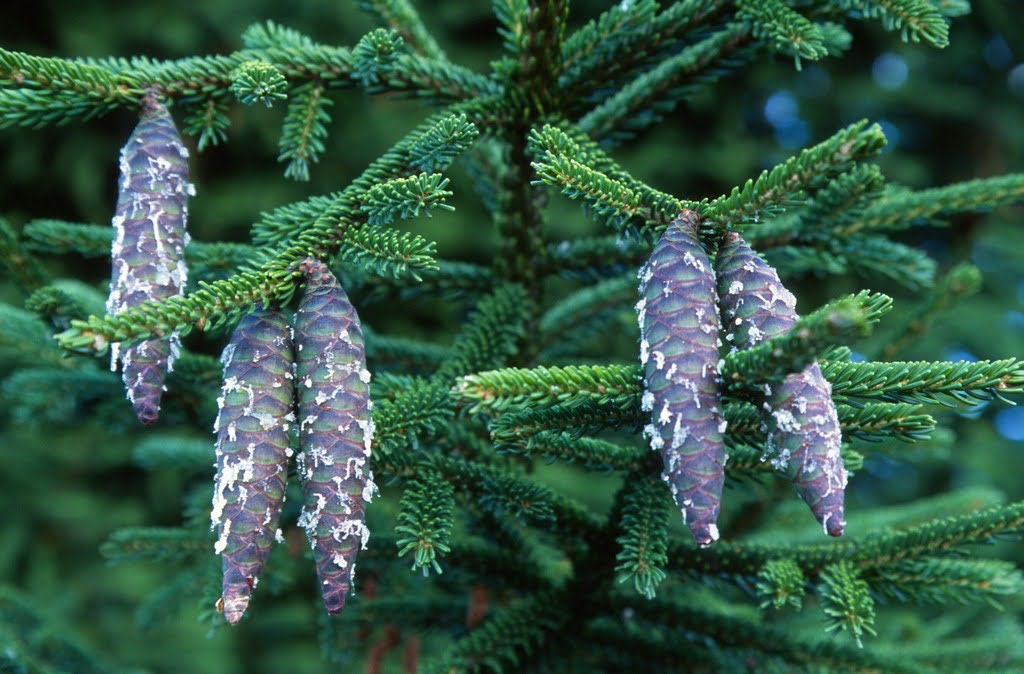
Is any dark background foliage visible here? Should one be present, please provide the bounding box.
[1,1,1022,671]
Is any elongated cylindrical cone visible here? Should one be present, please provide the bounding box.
[716,231,847,536]
[294,258,376,614]
[638,210,726,547]
[211,308,295,624]
[107,92,193,424]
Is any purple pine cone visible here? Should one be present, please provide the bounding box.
[716,231,847,537]
[638,211,726,547]
[107,92,193,424]
[294,258,376,615]
[211,308,295,624]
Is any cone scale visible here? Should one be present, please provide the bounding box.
[294,258,376,614]
[211,308,295,624]
[638,210,726,547]
[106,91,193,424]
[715,231,847,537]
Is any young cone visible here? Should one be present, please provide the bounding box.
[211,308,295,624]
[638,210,726,547]
[715,231,847,536]
[106,91,193,424]
[294,258,376,614]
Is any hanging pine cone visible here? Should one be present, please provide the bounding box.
[715,231,847,537]
[637,210,726,547]
[211,308,295,624]
[294,258,376,614]
[106,91,193,424]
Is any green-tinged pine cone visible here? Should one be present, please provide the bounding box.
[107,91,193,425]
[716,231,847,537]
[295,258,376,615]
[638,210,726,547]
[211,308,295,624]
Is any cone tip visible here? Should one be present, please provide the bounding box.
[133,401,160,425]
[221,594,251,625]
[690,521,720,548]
[822,512,845,537]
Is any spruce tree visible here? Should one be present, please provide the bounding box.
[1,1,1023,671]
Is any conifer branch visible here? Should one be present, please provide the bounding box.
[457,291,893,409]
[25,281,104,331]
[755,558,807,609]
[720,291,892,392]
[825,357,1024,405]
[371,379,454,457]
[485,391,929,450]
[615,599,918,673]
[737,1,825,69]
[433,284,530,382]
[423,592,564,674]
[360,0,447,61]
[558,0,661,90]
[529,123,688,233]
[277,81,331,180]
[240,21,319,50]
[56,113,476,353]
[836,402,936,442]
[578,23,751,143]
[880,263,981,359]
[836,235,937,290]
[0,588,115,673]
[380,448,602,539]
[3,3,1020,665]
[559,0,728,106]
[669,500,1024,579]
[614,474,670,599]
[252,109,477,246]
[795,163,887,238]
[395,472,455,575]
[453,363,639,414]
[363,327,449,372]
[543,233,653,279]
[361,173,455,225]
[132,435,212,472]
[100,527,208,562]
[531,152,663,231]
[869,556,1024,606]
[763,237,936,293]
[0,303,66,367]
[843,174,1024,233]
[819,561,877,646]
[1,29,493,130]
[506,431,652,472]
[703,120,888,230]
[553,123,687,218]
[726,399,935,444]
[0,217,47,291]
[22,219,260,284]
[0,47,137,96]
[835,0,951,48]
[0,48,141,127]
[537,273,635,357]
